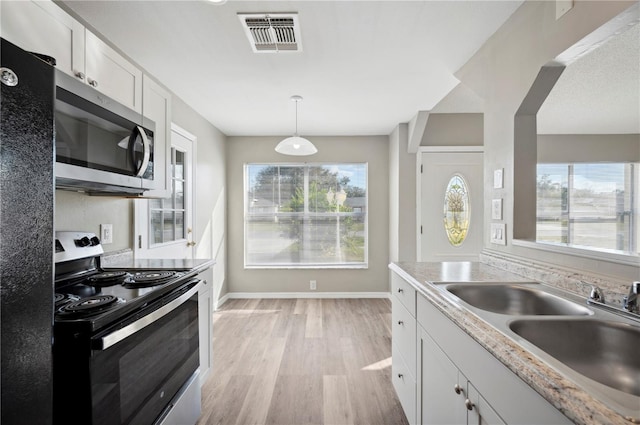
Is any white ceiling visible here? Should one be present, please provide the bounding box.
[59,0,524,137]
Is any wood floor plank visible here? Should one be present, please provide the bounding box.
[323,375,354,425]
[199,298,408,425]
[265,374,324,425]
[233,337,287,425]
[305,298,323,338]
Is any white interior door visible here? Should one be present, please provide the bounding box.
[420,150,484,262]
[135,124,195,259]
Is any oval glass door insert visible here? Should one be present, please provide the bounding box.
[443,174,470,246]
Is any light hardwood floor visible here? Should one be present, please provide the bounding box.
[197,298,409,425]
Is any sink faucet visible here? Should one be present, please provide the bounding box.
[623,282,640,313]
[588,285,604,303]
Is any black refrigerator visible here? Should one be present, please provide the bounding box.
[0,38,55,424]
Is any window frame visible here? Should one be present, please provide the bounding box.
[148,147,187,247]
[243,162,369,269]
[533,161,639,260]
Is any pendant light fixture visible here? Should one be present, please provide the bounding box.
[275,95,317,156]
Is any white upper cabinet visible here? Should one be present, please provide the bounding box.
[1,0,142,113]
[85,31,143,113]
[1,0,84,77]
[142,75,172,195]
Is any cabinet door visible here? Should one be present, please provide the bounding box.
[198,279,213,386]
[467,382,506,425]
[142,75,171,195]
[419,326,466,425]
[85,30,143,112]
[0,0,84,78]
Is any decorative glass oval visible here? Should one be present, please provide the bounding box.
[443,174,470,246]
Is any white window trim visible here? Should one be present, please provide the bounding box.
[243,162,369,269]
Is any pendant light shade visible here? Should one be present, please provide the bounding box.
[275,95,317,156]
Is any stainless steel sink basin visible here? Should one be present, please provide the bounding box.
[509,319,640,397]
[445,284,592,316]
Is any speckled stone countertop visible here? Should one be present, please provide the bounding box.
[390,261,638,425]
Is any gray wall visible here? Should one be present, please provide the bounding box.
[421,113,484,146]
[538,134,640,162]
[389,123,417,263]
[172,96,228,300]
[226,135,390,294]
[55,190,133,250]
[455,0,639,280]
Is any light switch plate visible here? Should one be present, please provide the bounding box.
[491,199,503,220]
[490,223,506,245]
[493,168,504,189]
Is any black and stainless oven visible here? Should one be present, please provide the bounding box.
[53,232,201,425]
[54,69,155,195]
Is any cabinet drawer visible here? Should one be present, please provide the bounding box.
[392,298,416,378]
[391,272,416,317]
[392,342,416,425]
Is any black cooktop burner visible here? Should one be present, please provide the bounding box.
[54,293,80,310]
[57,294,123,318]
[86,271,132,287]
[124,271,178,288]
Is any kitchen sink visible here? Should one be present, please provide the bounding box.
[444,283,592,316]
[509,319,640,397]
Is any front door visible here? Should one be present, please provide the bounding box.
[135,124,195,259]
[420,150,484,262]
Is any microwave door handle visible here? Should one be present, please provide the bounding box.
[93,281,201,351]
[132,125,151,177]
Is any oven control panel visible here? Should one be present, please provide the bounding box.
[55,231,104,263]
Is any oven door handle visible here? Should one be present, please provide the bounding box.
[93,281,201,351]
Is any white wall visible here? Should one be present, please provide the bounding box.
[455,0,638,280]
[226,135,389,294]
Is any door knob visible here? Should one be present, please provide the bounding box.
[187,241,196,247]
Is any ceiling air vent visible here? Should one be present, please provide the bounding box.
[238,13,302,53]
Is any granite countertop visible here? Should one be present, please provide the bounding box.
[390,261,637,425]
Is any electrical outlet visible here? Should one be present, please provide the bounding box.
[101,224,113,244]
[310,280,317,290]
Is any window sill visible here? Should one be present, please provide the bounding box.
[512,239,640,267]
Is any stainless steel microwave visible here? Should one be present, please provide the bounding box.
[54,69,155,195]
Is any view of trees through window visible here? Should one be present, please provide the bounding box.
[536,163,638,254]
[245,163,367,267]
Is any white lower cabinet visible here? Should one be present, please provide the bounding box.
[391,272,418,424]
[390,270,572,425]
[419,326,504,425]
[198,268,213,386]
[415,291,572,425]
[393,342,417,424]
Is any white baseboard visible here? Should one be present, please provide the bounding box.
[216,291,391,309]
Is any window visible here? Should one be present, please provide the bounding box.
[536,163,639,254]
[245,163,368,268]
[149,148,186,244]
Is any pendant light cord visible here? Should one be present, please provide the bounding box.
[294,98,299,136]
